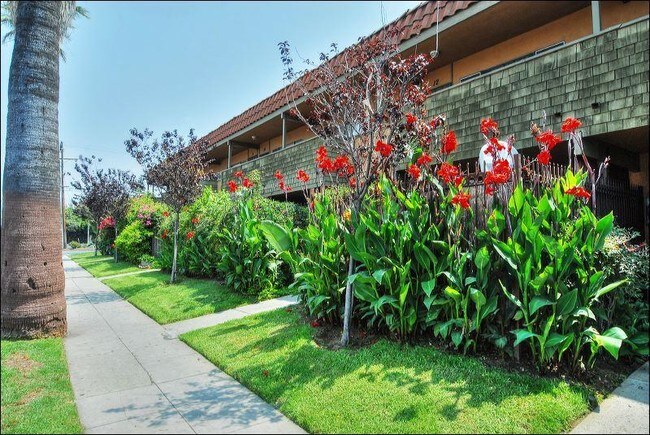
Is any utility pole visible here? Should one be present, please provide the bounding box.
[60,141,67,249]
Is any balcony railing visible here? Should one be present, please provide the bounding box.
[209,136,323,196]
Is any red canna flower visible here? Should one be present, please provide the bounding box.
[537,150,551,165]
[162,211,170,217]
[234,170,244,179]
[480,117,499,136]
[561,117,582,133]
[316,146,328,160]
[535,130,561,150]
[441,131,458,154]
[186,231,195,240]
[227,180,238,192]
[437,162,460,184]
[407,164,421,180]
[316,146,335,173]
[451,191,471,209]
[565,186,591,201]
[296,169,310,183]
[274,170,284,180]
[333,155,351,171]
[416,153,433,166]
[191,217,200,225]
[348,177,357,188]
[406,113,417,125]
[98,216,116,230]
[484,159,512,194]
[278,180,292,192]
[374,140,394,158]
[242,178,254,189]
[454,175,464,187]
[318,157,335,173]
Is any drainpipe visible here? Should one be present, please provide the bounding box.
[591,1,601,34]
[227,140,232,168]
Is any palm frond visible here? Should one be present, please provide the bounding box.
[1,1,88,45]
[2,28,14,43]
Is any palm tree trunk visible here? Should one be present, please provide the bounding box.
[1,2,66,338]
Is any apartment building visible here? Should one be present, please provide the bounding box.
[198,1,649,234]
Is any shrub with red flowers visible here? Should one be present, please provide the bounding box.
[72,155,143,258]
[115,194,169,264]
[274,28,630,368]
[261,106,632,370]
[98,216,115,231]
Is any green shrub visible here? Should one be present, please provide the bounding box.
[263,191,349,323]
[156,187,233,276]
[596,226,649,357]
[346,177,498,348]
[218,198,283,297]
[96,227,115,255]
[489,171,627,369]
[157,179,307,282]
[114,220,153,264]
[68,241,82,249]
[139,254,156,268]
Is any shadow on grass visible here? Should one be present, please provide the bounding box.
[183,310,594,433]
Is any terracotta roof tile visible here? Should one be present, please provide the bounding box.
[200,1,475,149]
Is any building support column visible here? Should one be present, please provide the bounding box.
[281,113,287,149]
[227,140,232,168]
[591,1,601,34]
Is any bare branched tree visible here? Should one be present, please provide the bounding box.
[279,23,449,346]
[125,129,209,283]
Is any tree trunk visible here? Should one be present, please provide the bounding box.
[1,2,66,338]
[340,254,355,347]
[170,212,179,283]
[113,228,118,263]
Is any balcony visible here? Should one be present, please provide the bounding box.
[207,136,323,197]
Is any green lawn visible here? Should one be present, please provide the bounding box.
[68,252,142,278]
[1,338,82,434]
[102,271,258,324]
[181,309,595,434]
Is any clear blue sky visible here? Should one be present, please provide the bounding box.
[1,0,421,204]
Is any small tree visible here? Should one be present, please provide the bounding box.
[279,24,447,346]
[71,155,142,259]
[125,129,209,283]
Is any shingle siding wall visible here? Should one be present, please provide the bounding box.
[215,137,323,196]
[426,19,649,161]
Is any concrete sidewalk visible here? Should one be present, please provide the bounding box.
[571,362,649,434]
[63,256,305,434]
